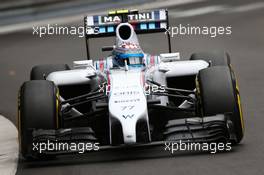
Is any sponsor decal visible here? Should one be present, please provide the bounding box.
[100,12,152,23]
[101,15,122,23]
[114,98,140,103]
[122,114,135,119]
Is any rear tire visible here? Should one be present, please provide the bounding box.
[30,64,70,80]
[190,51,230,66]
[18,80,59,159]
[196,66,244,143]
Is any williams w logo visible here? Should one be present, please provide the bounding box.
[122,114,135,119]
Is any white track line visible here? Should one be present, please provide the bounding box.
[0,115,18,175]
[224,2,264,13]
[130,0,205,10]
[170,5,226,18]
[0,0,203,34]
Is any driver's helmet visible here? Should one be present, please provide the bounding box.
[113,41,144,67]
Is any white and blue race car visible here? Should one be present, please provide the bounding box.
[18,9,244,159]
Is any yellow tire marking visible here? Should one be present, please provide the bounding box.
[230,64,245,134]
[56,89,60,129]
[236,85,245,133]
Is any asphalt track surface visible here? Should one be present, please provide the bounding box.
[0,0,264,174]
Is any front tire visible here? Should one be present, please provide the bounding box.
[18,80,59,159]
[196,66,244,143]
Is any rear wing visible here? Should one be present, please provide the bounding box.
[84,9,171,59]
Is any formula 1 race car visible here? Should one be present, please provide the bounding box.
[18,9,244,159]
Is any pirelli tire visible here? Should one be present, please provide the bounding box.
[190,51,231,66]
[196,66,244,144]
[30,64,70,80]
[18,80,60,159]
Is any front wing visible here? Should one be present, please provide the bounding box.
[28,114,236,157]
